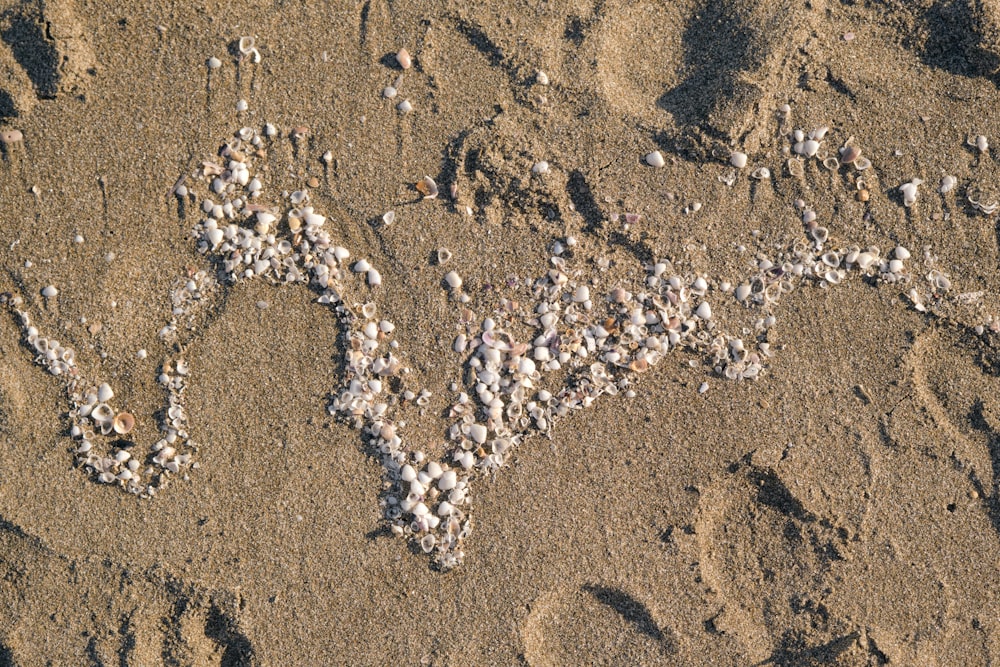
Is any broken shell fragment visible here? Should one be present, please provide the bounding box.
[750,166,771,180]
[839,144,861,164]
[416,175,439,199]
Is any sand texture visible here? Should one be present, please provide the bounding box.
[5,0,1000,664]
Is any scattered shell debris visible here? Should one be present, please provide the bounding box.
[4,105,987,571]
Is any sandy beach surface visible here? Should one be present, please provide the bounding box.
[5,0,1000,664]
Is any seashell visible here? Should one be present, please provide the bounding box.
[207,56,222,69]
[822,251,841,267]
[111,412,135,435]
[809,126,829,140]
[436,248,452,264]
[750,167,770,179]
[695,302,712,320]
[383,85,397,99]
[416,175,438,199]
[444,271,462,290]
[91,403,114,425]
[802,209,816,224]
[238,36,255,54]
[382,210,394,225]
[396,99,413,113]
[894,245,911,260]
[855,252,876,270]
[735,284,752,302]
[573,285,590,303]
[536,70,549,85]
[839,144,861,164]
[940,175,956,194]
[822,157,840,171]
[824,270,842,284]
[396,48,412,69]
[468,423,487,444]
[730,151,748,169]
[645,151,665,168]
[97,382,114,402]
[353,259,371,273]
[420,534,436,553]
[532,161,550,175]
[361,302,377,319]
[854,157,871,170]
[899,178,923,207]
[811,226,829,244]
[367,269,382,287]
[41,285,58,298]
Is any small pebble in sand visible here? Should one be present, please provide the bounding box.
[645,151,665,168]
[397,99,413,113]
[396,48,412,70]
[207,56,221,69]
[41,285,58,298]
[0,129,23,145]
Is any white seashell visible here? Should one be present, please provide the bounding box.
[900,179,923,207]
[940,175,956,194]
[41,285,58,298]
[367,269,382,287]
[645,151,665,168]
[809,126,829,140]
[811,227,829,244]
[382,210,395,225]
[412,502,429,517]
[977,135,989,153]
[379,320,395,333]
[97,382,114,402]
[750,166,770,180]
[426,462,443,479]
[401,464,416,482]
[735,284,752,302]
[536,70,549,85]
[573,285,590,303]
[894,246,911,260]
[91,403,114,425]
[396,99,413,113]
[532,161,550,175]
[207,56,222,69]
[444,271,462,290]
[889,259,904,274]
[468,423,487,444]
[695,302,712,320]
[437,248,452,264]
[730,151,748,169]
[438,470,457,490]
[857,252,876,271]
[382,85,397,99]
[802,209,816,224]
[420,534,436,553]
[353,259,371,273]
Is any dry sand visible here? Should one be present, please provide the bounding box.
[4,0,1000,664]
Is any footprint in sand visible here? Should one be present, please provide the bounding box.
[0,518,253,665]
[0,0,95,121]
[521,583,675,666]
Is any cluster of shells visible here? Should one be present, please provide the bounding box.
[2,281,205,497]
[5,106,978,568]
